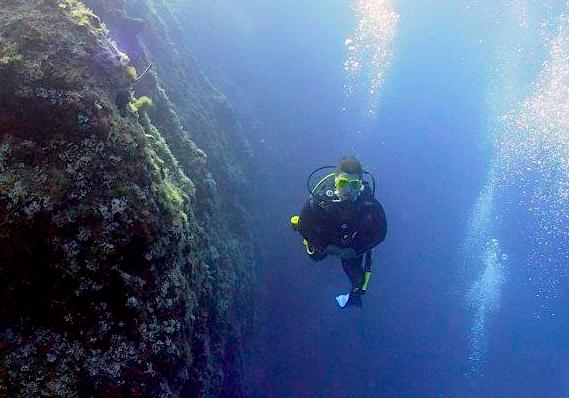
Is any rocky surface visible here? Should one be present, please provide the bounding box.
[0,0,257,396]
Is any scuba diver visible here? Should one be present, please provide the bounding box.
[290,156,387,308]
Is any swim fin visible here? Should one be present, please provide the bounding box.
[336,293,350,308]
[335,291,362,308]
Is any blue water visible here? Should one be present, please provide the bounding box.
[187,1,568,396]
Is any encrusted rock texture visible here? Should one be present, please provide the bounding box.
[0,0,256,396]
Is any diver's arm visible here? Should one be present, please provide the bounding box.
[353,199,387,255]
[298,198,330,253]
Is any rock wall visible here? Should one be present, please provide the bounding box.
[0,0,257,396]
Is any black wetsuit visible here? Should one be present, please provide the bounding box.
[298,185,387,290]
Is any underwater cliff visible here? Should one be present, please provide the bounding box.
[0,0,258,396]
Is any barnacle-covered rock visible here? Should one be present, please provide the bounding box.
[0,1,256,397]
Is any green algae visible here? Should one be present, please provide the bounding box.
[126,65,138,81]
[131,95,153,112]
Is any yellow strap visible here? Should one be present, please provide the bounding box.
[362,271,371,291]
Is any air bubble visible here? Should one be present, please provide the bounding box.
[343,0,399,119]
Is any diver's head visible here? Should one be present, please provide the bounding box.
[334,156,364,201]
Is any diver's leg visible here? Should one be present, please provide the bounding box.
[341,255,364,290]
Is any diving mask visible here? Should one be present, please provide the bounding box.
[335,174,363,200]
[335,175,363,191]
